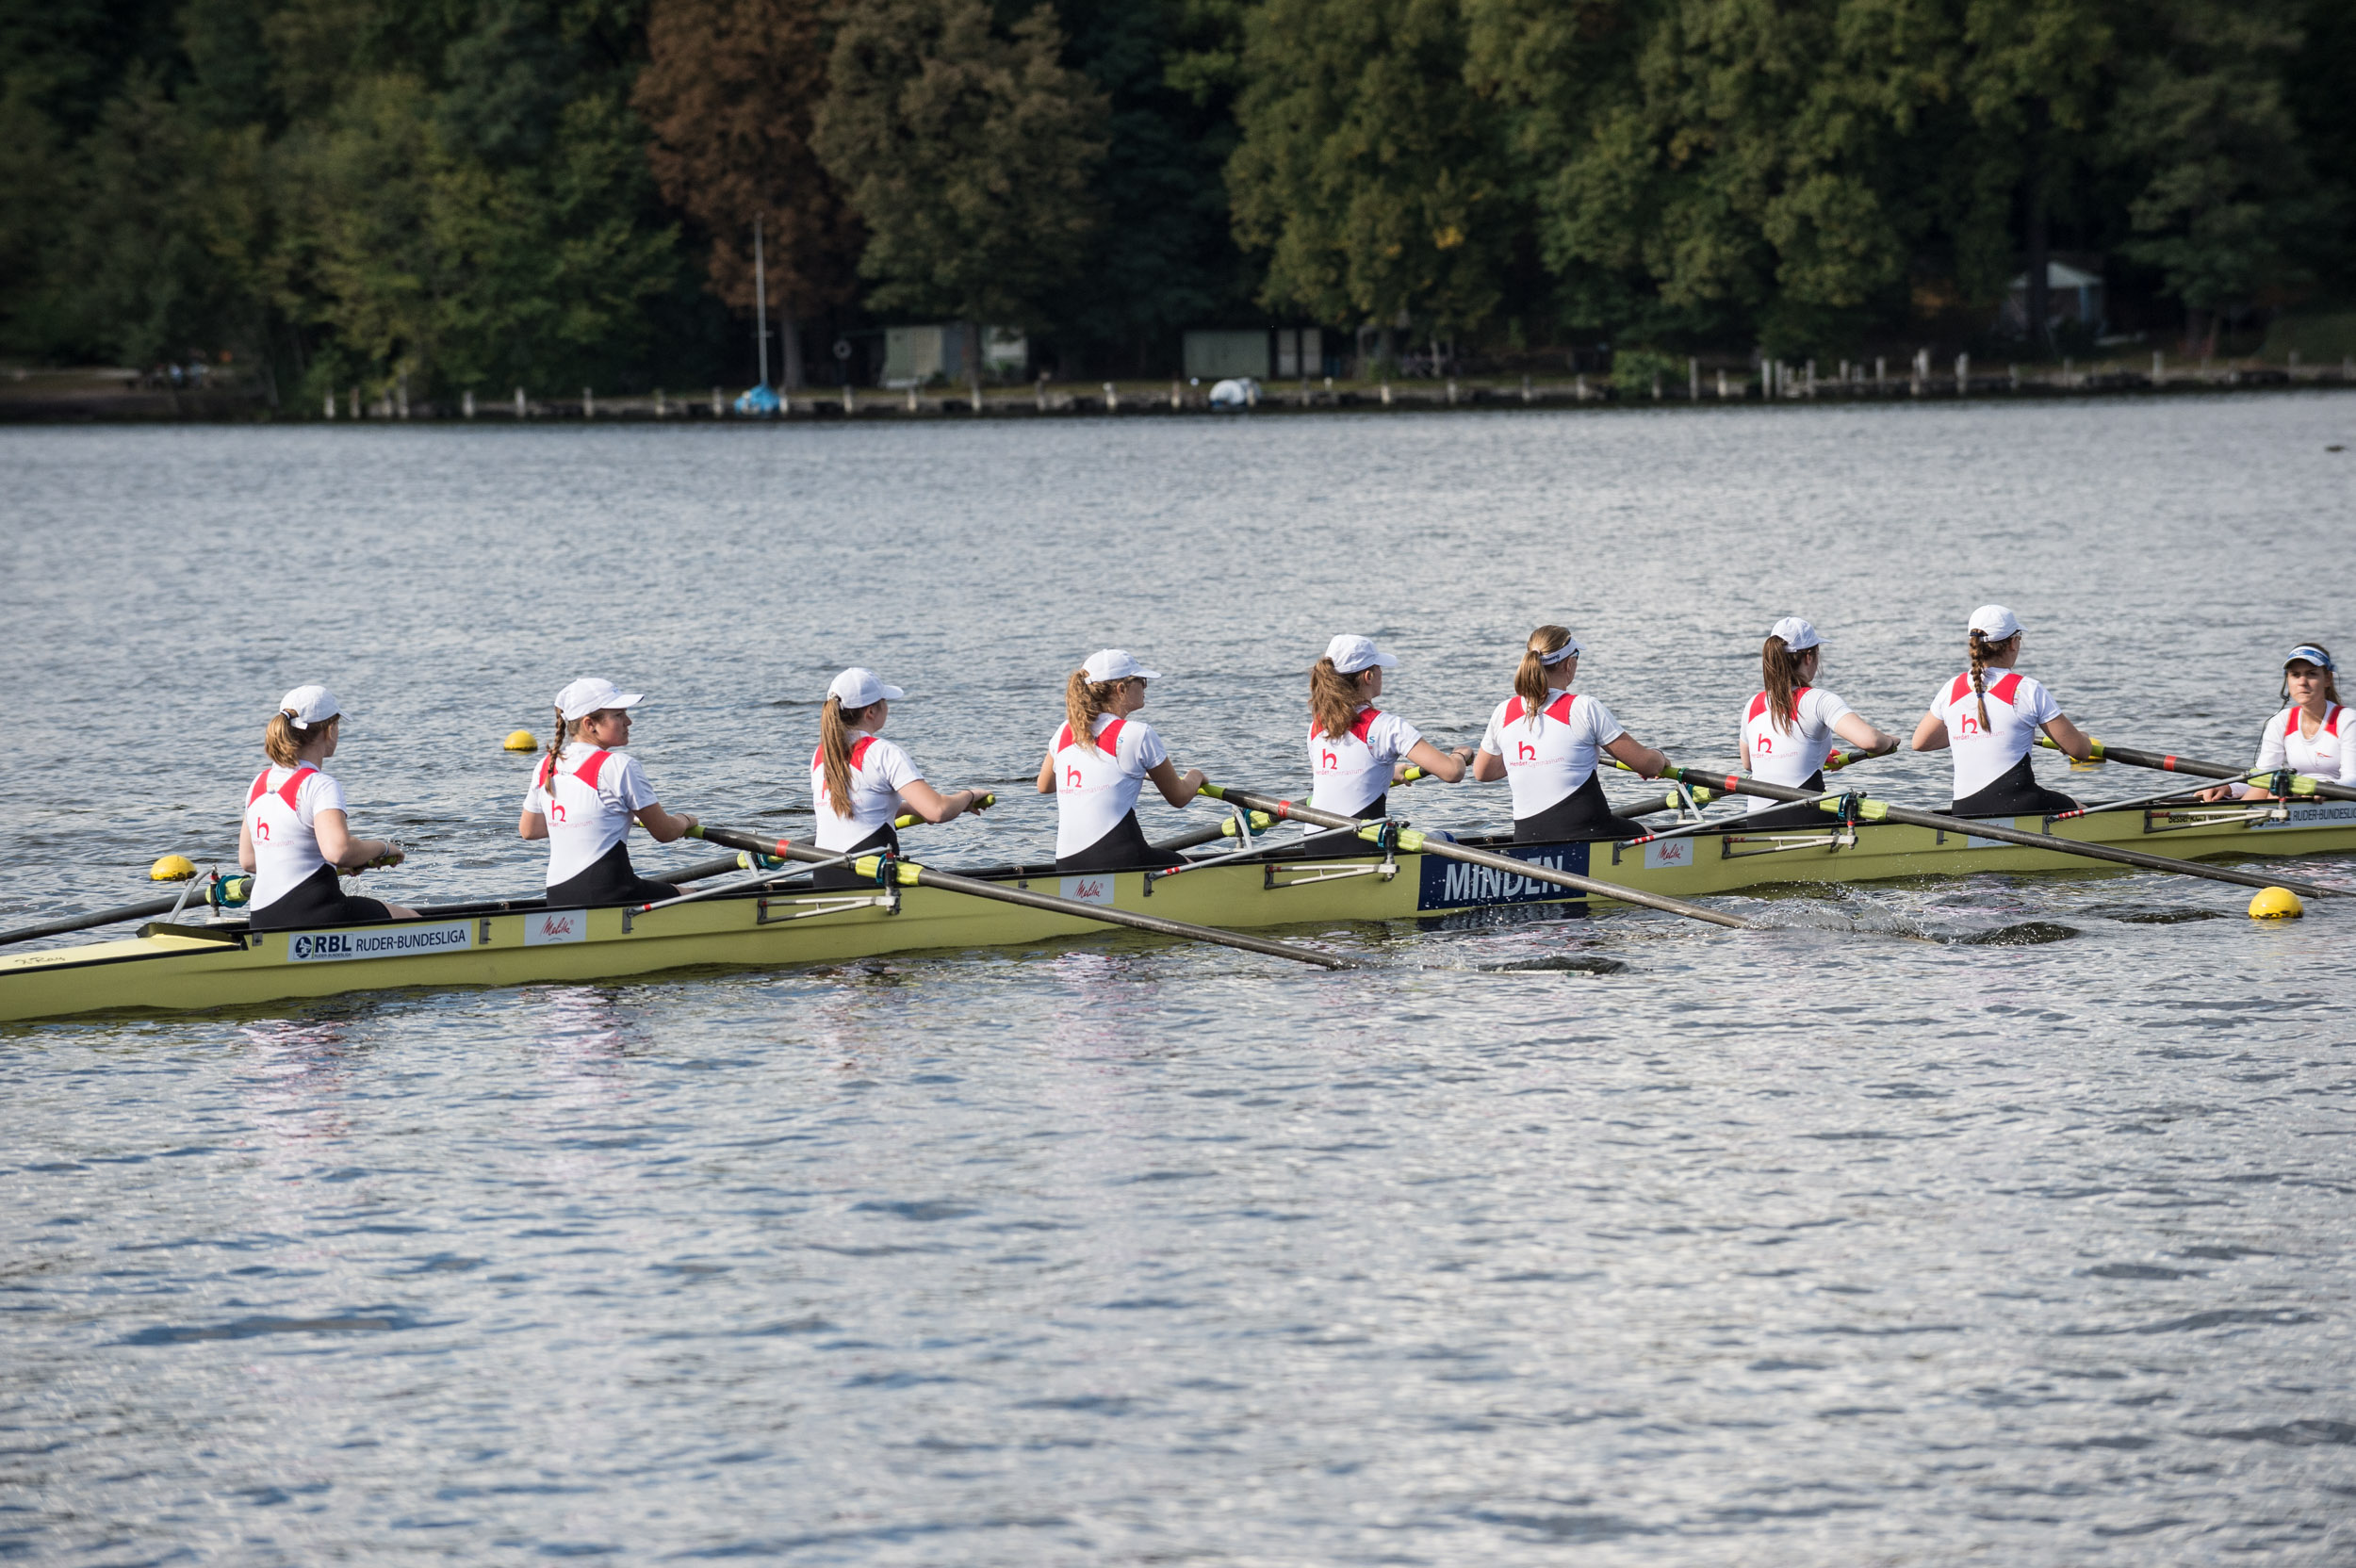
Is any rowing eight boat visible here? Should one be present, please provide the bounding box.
[3,791,2350,1021]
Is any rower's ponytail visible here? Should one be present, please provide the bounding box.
[1761,635,1808,734]
[539,706,567,795]
[819,694,861,817]
[1514,625,1574,725]
[265,710,335,767]
[1967,629,2014,732]
[1064,668,1121,754]
[1309,657,1362,740]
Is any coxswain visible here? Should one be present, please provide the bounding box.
[810,666,991,888]
[2198,643,2352,802]
[1909,605,2092,814]
[1739,617,1901,826]
[519,678,698,906]
[1035,650,1206,873]
[237,685,417,930]
[1301,635,1469,855]
[1468,625,1669,841]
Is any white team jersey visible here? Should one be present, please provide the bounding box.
[242,763,348,910]
[1930,668,2061,799]
[522,743,657,886]
[1307,706,1421,817]
[811,733,924,852]
[1479,690,1626,819]
[2249,702,2355,787]
[1049,712,1170,858]
[1740,686,1856,812]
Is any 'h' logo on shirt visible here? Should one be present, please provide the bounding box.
[1066,766,1084,790]
[1516,742,1538,762]
[1318,748,1337,771]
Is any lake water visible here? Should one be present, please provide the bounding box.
[3,396,2354,1563]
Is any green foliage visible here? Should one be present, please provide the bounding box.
[813,0,1106,327]
[1229,0,1516,336]
[1609,345,1681,396]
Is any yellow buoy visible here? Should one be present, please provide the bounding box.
[503,729,539,752]
[149,854,197,882]
[2248,887,2304,921]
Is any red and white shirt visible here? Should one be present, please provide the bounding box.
[1048,712,1169,858]
[1307,706,1421,817]
[812,733,924,852]
[242,763,348,911]
[1929,668,2061,799]
[2243,702,2355,790]
[522,743,657,885]
[1479,690,1625,820]
[1740,686,1856,812]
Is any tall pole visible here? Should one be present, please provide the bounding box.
[753,215,770,389]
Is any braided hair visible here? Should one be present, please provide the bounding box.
[1063,668,1122,754]
[538,705,569,798]
[1967,629,2017,731]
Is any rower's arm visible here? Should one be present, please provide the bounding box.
[518,809,548,841]
[1831,712,1901,755]
[1602,733,1667,779]
[1910,710,1949,752]
[1401,739,1468,782]
[633,803,700,843]
[2041,715,2094,761]
[1146,760,1205,807]
[237,817,257,873]
[1036,751,1055,793]
[1470,748,1506,782]
[899,779,987,824]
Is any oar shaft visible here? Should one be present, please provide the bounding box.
[691,826,1353,969]
[0,894,183,948]
[2038,735,2356,803]
[1198,785,1749,929]
[1659,765,2332,899]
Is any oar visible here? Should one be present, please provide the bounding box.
[0,892,198,948]
[1194,784,1750,929]
[688,825,1355,969]
[1628,762,2334,900]
[2036,735,2356,803]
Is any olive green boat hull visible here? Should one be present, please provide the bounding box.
[5,798,2351,1021]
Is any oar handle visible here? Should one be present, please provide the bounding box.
[2037,734,2356,803]
[891,792,996,829]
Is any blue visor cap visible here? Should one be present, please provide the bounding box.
[2286,645,2335,671]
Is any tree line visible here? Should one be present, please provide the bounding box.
[2,0,2348,406]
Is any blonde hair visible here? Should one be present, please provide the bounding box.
[1761,636,1813,733]
[264,710,334,767]
[1968,629,2016,731]
[1309,657,1366,739]
[819,694,878,817]
[1514,625,1575,721]
[1063,668,1122,753]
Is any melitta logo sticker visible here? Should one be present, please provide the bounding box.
[525,911,586,945]
[1058,875,1116,905]
[1642,839,1693,871]
[286,922,473,962]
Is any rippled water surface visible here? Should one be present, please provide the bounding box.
[5,398,2355,1563]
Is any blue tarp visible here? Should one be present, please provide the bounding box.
[734,384,782,416]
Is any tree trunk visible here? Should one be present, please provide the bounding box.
[2024,99,2050,356]
[961,320,982,385]
[781,311,805,391]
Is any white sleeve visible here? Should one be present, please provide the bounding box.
[2339,721,2356,786]
[1480,704,1506,757]
[2252,715,2288,775]
[303,773,348,824]
[875,740,923,792]
[1805,688,1855,727]
[1372,711,1421,761]
[613,755,657,811]
[2022,678,2061,726]
[1583,696,1627,746]
[523,772,549,815]
[1129,722,1170,773]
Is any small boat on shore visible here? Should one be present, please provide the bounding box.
[5,793,2350,1022]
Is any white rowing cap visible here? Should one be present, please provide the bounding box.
[1768,616,1822,651]
[1968,604,2023,641]
[277,684,341,729]
[828,667,906,709]
[1083,649,1161,683]
[1325,634,1399,674]
[554,678,646,721]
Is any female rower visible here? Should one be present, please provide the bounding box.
[1035,649,1206,873]
[1301,635,1470,854]
[1739,617,1901,826]
[1909,605,2093,815]
[237,685,417,930]
[810,666,991,888]
[1469,625,1670,841]
[2198,643,2352,801]
[519,678,699,906]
